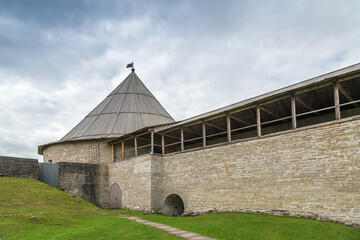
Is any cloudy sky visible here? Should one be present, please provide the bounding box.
[1,0,359,159]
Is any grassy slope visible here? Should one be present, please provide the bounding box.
[0,177,179,240]
[118,210,360,240]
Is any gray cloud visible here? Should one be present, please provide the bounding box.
[0,0,360,160]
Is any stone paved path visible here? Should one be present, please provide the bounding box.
[112,212,216,240]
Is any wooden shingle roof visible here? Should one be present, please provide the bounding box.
[62,71,174,141]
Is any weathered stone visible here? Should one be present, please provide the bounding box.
[43,118,360,228]
[0,156,39,179]
[43,140,112,164]
[58,162,109,207]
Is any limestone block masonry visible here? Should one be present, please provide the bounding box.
[42,118,360,228]
[109,155,153,211]
[58,162,109,207]
[159,118,360,227]
[0,156,39,179]
[43,140,112,164]
[110,119,360,228]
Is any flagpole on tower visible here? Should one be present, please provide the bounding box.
[126,61,135,72]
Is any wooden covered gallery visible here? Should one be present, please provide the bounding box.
[109,64,360,161]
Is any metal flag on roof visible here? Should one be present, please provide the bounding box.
[126,62,134,68]
[61,71,175,141]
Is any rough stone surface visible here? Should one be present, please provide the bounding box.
[159,119,360,227]
[41,118,360,227]
[58,162,109,207]
[0,156,39,179]
[42,140,112,164]
[109,155,152,211]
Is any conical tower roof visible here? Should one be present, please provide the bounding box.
[61,71,175,141]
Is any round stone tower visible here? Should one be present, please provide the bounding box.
[38,71,174,164]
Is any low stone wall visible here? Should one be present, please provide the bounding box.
[0,156,39,179]
[58,162,109,207]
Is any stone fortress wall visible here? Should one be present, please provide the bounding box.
[107,117,360,227]
[0,156,39,179]
[0,157,109,208]
[58,162,109,207]
[37,64,360,228]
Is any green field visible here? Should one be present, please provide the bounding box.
[0,177,179,240]
[118,209,360,240]
[1,177,359,240]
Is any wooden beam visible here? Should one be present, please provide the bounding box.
[134,137,138,156]
[112,145,115,163]
[258,94,291,107]
[229,114,252,126]
[260,106,290,124]
[162,134,165,155]
[151,131,154,154]
[338,72,360,83]
[260,106,282,119]
[180,128,184,151]
[121,141,125,160]
[334,82,341,120]
[338,84,359,107]
[294,82,333,95]
[163,133,180,141]
[291,93,297,129]
[205,121,226,132]
[202,121,206,147]
[226,114,231,142]
[256,106,261,137]
[183,127,202,137]
[296,97,321,115]
[136,135,151,142]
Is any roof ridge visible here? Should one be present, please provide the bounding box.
[109,75,136,134]
[81,92,117,138]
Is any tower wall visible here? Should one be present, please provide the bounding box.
[42,140,112,164]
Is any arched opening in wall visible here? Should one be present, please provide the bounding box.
[164,194,184,216]
[109,183,122,208]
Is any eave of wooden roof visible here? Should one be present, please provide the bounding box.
[152,62,360,133]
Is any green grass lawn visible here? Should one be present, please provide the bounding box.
[0,177,179,240]
[117,210,360,240]
[1,177,360,240]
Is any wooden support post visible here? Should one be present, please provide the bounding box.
[291,93,297,129]
[134,137,138,156]
[121,141,125,160]
[256,106,261,137]
[180,128,184,152]
[226,114,231,142]
[202,121,206,147]
[161,134,165,155]
[151,131,154,154]
[334,81,341,120]
[112,145,115,163]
